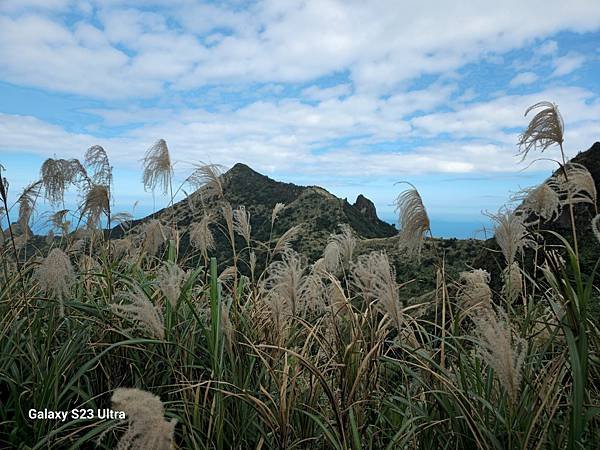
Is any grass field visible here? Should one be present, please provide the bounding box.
[0,102,599,449]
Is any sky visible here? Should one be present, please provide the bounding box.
[1,0,600,238]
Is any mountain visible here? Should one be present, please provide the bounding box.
[113,162,397,261]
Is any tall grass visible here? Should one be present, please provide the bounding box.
[0,104,598,449]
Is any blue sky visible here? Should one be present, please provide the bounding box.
[1,0,600,238]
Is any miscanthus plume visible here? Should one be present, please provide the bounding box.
[142,139,173,196]
[458,269,492,315]
[189,213,216,261]
[110,388,176,450]
[473,309,526,405]
[112,287,165,340]
[157,263,187,308]
[394,185,430,258]
[33,248,74,317]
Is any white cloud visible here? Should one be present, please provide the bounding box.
[0,1,599,97]
[2,85,597,180]
[551,52,586,76]
[537,40,558,55]
[510,71,539,86]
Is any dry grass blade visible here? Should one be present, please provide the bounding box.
[142,139,173,195]
[394,184,430,257]
[518,101,564,160]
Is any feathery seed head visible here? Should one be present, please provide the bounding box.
[186,163,224,202]
[593,214,600,244]
[394,185,430,258]
[502,262,523,303]
[111,388,176,450]
[352,251,405,332]
[84,145,112,186]
[17,181,42,239]
[142,139,172,195]
[474,309,526,404]
[518,101,564,160]
[263,249,306,318]
[488,208,531,266]
[519,182,561,222]
[555,162,597,207]
[272,224,302,256]
[112,237,133,260]
[233,206,251,245]
[157,263,187,308]
[112,286,165,339]
[82,184,110,229]
[271,202,285,226]
[189,213,216,260]
[40,158,87,204]
[142,219,169,256]
[33,248,74,316]
[458,269,492,314]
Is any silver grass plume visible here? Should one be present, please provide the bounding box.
[473,308,526,405]
[458,269,492,315]
[112,286,165,339]
[272,224,302,256]
[84,145,112,186]
[518,182,561,222]
[157,263,187,308]
[110,388,176,450]
[186,163,224,202]
[314,225,356,274]
[142,219,169,256]
[221,202,235,248]
[502,262,523,304]
[517,101,564,160]
[593,214,600,244]
[352,251,413,341]
[112,211,133,230]
[554,162,597,207]
[112,237,133,260]
[233,206,251,245]
[488,208,531,266]
[271,202,285,226]
[82,184,110,229]
[33,248,74,317]
[17,181,42,239]
[394,184,430,258]
[49,209,71,235]
[263,249,306,318]
[142,139,172,195]
[189,213,216,261]
[40,158,87,204]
